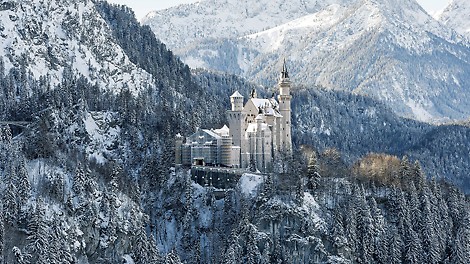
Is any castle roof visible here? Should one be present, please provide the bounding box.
[230,91,243,98]
[201,129,222,140]
[213,125,230,137]
[251,98,272,109]
[249,98,282,117]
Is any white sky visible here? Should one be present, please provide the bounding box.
[107,0,450,21]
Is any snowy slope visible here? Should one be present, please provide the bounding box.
[141,0,354,50]
[0,0,154,94]
[147,0,470,121]
[439,0,470,38]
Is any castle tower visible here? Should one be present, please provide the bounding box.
[175,133,184,165]
[227,91,246,159]
[277,59,293,153]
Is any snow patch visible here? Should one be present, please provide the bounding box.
[406,100,434,122]
[83,111,120,164]
[122,254,135,264]
[239,173,264,198]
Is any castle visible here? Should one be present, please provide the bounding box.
[175,60,292,173]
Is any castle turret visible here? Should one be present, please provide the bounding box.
[277,59,292,153]
[230,91,244,111]
[175,133,184,165]
[227,91,246,154]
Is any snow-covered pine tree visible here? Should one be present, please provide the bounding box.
[3,180,18,226]
[404,227,423,264]
[451,211,470,264]
[245,224,261,264]
[73,162,86,198]
[412,161,426,191]
[0,201,4,264]
[165,249,183,264]
[306,152,321,190]
[418,185,439,264]
[295,174,304,205]
[132,224,152,264]
[330,208,348,257]
[223,231,241,264]
[26,198,49,263]
[430,179,450,259]
[16,158,31,208]
[387,226,403,263]
[12,246,30,264]
[399,156,412,185]
[368,197,387,263]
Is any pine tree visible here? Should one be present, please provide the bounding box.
[17,158,31,208]
[404,227,422,264]
[387,226,403,263]
[345,200,359,261]
[165,249,183,264]
[412,161,426,191]
[419,186,439,264]
[295,174,304,205]
[356,186,374,263]
[0,201,4,264]
[12,246,30,264]
[245,225,261,264]
[430,179,450,260]
[224,231,241,264]
[407,182,420,231]
[26,198,49,263]
[73,162,86,197]
[133,225,151,264]
[148,233,164,264]
[4,181,18,225]
[330,208,348,258]
[368,197,386,263]
[399,156,412,185]
[258,174,273,204]
[451,211,470,264]
[306,153,321,190]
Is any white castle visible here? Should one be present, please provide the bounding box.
[175,60,292,172]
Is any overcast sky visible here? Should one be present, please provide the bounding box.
[107,0,450,21]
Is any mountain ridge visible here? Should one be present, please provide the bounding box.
[143,0,470,122]
[439,0,470,38]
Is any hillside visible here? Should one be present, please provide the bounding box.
[439,0,470,38]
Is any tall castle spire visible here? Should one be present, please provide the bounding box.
[281,58,289,79]
[277,58,292,153]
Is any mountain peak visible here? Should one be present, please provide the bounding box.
[439,0,470,38]
[145,0,470,121]
[142,0,354,50]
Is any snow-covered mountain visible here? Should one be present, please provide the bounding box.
[144,0,470,122]
[0,0,154,94]
[439,0,470,38]
[141,0,352,50]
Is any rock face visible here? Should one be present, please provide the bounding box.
[0,0,154,94]
[143,0,470,122]
[439,0,470,38]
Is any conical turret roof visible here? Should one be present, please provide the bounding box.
[230,91,243,98]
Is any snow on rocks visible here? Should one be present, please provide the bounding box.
[238,173,264,198]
